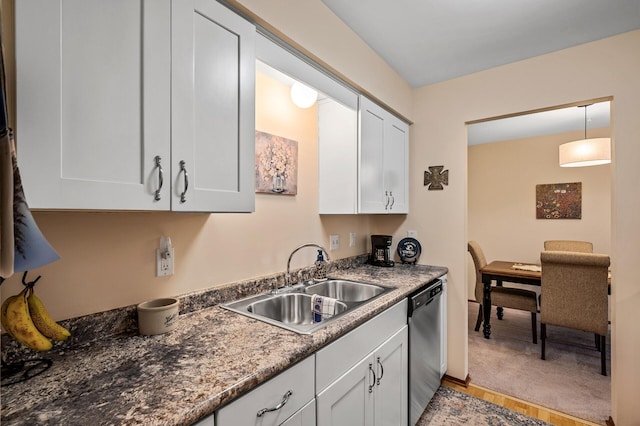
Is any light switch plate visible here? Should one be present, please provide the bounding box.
[349,232,356,247]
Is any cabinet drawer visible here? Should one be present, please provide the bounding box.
[315,299,407,392]
[216,355,314,426]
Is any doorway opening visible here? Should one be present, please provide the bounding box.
[465,99,613,424]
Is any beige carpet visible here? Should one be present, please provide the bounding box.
[468,301,610,425]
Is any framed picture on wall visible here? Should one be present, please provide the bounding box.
[536,182,582,219]
[254,131,299,195]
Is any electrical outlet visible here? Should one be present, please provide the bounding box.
[156,236,174,277]
[408,230,418,238]
[349,232,356,247]
[156,247,174,276]
[330,234,340,251]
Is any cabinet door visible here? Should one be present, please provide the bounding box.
[383,118,409,213]
[172,0,255,212]
[316,355,374,426]
[440,277,448,377]
[16,0,171,210]
[359,97,386,213]
[358,97,409,214]
[280,399,316,426]
[374,326,408,426]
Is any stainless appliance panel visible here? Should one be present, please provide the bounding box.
[408,279,444,425]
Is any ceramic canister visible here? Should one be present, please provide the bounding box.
[137,298,179,335]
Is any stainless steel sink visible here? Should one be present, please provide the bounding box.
[221,279,394,334]
[303,279,387,303]
[248,293,347,325]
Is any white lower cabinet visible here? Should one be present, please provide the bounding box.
[374,327,409,425]
[440,276,448,378]
[214,300,407,426]
[191,414,215,426]
[215,356,315,426]
[316,326,408,426]
[281,399,316,426]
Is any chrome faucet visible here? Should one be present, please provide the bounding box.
[286,243,331,286]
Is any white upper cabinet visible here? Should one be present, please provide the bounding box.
[172,0,255,212]
[15,0,255,212]
[318,99,358,214]
[16,0,171,210]
[317,94,409,215]
[359,97,409,214]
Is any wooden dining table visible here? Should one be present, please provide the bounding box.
[479,261,541,339]
[479,260,611,339]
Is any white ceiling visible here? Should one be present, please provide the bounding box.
[319,0,629,144]
[467,101,611,145]
[321,0,640,88]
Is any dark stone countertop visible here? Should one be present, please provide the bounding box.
[1,263,447,425]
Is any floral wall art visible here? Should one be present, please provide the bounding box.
[536,182,582,219]
[255,131,298,195]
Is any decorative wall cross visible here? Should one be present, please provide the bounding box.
[424,165,449,190]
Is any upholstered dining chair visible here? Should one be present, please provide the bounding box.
[543,240,593,253]
[468,241,539,343]
[540,251,610,375]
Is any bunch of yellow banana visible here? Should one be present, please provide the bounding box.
[1,287,71,351]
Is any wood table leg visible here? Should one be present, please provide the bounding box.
[496,279,504,320]
[482,275,492,338]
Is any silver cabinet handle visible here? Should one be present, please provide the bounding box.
[179,160,189,203]
[256,390,292,417]
[368,363,376,393]
[389,191,394,210]
[376,356,384,385]
[153,156,164,201]
[384,191,390,210]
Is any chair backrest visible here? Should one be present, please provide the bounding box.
[468,241,487,303]
[543,240,593,253]
[540,251,610,335]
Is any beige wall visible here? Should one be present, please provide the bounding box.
[467,129,612,299]
[410,31,640,424]
[233,0,414,120]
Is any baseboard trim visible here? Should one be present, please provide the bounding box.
[442,374,471,388]
[606,416,615,426]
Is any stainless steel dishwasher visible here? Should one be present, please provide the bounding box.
[408,277,446,425]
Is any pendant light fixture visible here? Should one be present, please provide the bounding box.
[559,104,611,167]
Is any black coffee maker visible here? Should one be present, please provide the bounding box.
[369,235,395,267]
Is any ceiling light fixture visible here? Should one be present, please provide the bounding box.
[290,81,318,109]
[559,104,611,167]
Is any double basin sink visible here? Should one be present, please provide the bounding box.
[221,279,394,334]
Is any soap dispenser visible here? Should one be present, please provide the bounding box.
[314,249,327,280]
